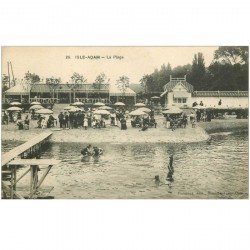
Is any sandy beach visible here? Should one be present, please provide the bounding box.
[2,116,210,143]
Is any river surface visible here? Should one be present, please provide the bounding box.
[2,128,248,199]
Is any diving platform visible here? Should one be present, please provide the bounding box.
[1,131,58,199]
[1,131,53,167]
[2,158,61,199]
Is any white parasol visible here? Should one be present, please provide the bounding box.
[7,106,22,111]
[129,110,146,116]
[93,109,110,115]
[134,103,146,107]
[29,104,44,110]
[10,102,22,106]
[35,108,53,114]
[93,102,105,106]
[114,102,125,106]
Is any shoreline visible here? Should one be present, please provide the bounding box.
[2,117,210,144]
[2,119,248,145]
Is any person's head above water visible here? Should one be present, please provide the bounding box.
[87,144,92,148]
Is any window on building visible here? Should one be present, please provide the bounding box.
[174,97,187,103]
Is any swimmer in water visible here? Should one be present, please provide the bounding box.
[81,144,92,157]
[166,155,174,182]
[92,146,104,157]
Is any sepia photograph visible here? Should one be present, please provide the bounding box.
[1,46,248,199]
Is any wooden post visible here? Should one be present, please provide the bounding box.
[10,167,14,199]
[30,165,34,197]
[13,165,17,192]
[7,62,11,88]
[30,165,53,197]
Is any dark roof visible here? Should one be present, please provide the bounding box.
[163,80,193,93]
[192,91,248,97]
[129,84,144,93]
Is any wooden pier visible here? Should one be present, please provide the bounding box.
[1,131,61,199]
[2,131,53,167]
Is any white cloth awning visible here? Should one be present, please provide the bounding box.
[109,85,136,96]
[173,91,190,98]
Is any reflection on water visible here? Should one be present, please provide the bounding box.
[2,129,248,199]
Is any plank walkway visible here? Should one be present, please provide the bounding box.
[1,131,53,167]
[8,158,60,166]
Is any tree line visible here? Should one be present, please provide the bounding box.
[140,46,248,93]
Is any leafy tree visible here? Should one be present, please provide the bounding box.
[24,71,40,84]
[67,72,87,101]
[208,46,249,90]
[189,52,207,90]
[214,46,248,65]
[2,74,10,93]
[116,75,130,101]
[46,77,61,98]
[93,73,110,98]
[70,72,87,84]
[172,64,191,78]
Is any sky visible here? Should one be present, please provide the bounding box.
[2,47,218,84]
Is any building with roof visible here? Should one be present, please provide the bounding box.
[3,82,136,105]
[160,75,248,108]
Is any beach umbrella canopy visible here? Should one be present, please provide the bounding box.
[129,110,146,116]
[162,107,183,114]
[93,102,105,106]
[194,105,206,110]
[29,104,44,110]
[7,106,22,111]
[114,102,125,106]
[35,108,53,114]
[10,102,22,106]
[71,101,84,106]
[136,107,151,113]
[30,101,41,105]
[68,107,82,112]
[93,109,110,115]
[64,106,73,110]
[98,105,113,110]
[134,103,146,107]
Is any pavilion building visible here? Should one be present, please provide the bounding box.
[3,82,137,105]
[160,75,248,108]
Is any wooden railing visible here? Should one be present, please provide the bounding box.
[73,98,110,104]
[30,98,59,104]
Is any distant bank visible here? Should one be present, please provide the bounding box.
[199,119,248,134]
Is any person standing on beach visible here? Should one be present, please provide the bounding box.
[84,116,88,130]
[69,112,74,129]
[64,112,69,128]
[58,112,64,129]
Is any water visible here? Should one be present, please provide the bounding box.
[2,129,248,199]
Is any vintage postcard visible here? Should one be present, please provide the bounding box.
[1,46,248,199]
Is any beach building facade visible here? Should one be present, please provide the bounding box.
[3,82,136,105]
[160,76,248,108]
